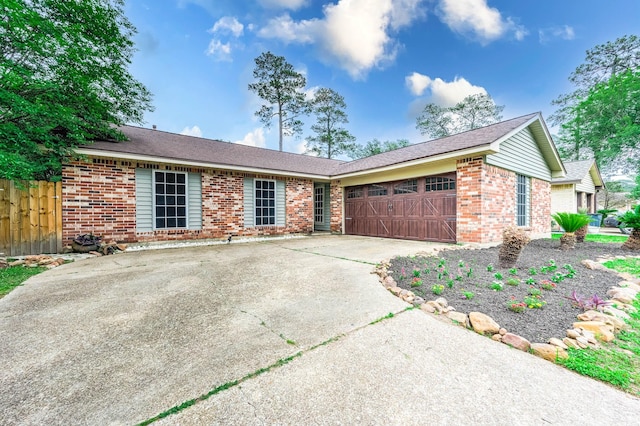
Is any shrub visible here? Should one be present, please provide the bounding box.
[498,226,530,268]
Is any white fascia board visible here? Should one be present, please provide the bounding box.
[332,145,495,180]
[75,149,332,180]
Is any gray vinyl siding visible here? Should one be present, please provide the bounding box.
[276,180,286,227]
[244,178,285,227]
[135,168,153,232]
[486,127,551,181]
[243,177,254,228]
[576,171,596,193]
[187,172,202,229]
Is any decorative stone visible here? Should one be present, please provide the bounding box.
[566,329,581,339]
[446,311,468,327]
[575,336,590,348]
[562,338,581,349]
[491,334,502,342]
[577,310,628,332]
[573,321,614,336]
[581,259,601,270]
[384,276,396,287]
[602,306,631,320]
[412,296,425,306]
[501,333,531,352]
[548,338,568,350]
[499,328,507,336]
[9,259,25,266]
[618,281,640,292]
[469,312,500,335]
[389,287,402,296]
[421,303,436,313]
[426,300,444,313]
[606,287,637,304]
[435,297,448,308]
[531,343,569,362]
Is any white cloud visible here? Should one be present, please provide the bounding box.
[405,72,432,96]
[235,128,266,148]
[538,25,575,44]
[292,140,310,154]
[210,16,244,37]
[257,13,317,44]
[258,0,308,10]
[258,0,427,79]
[407,73,487,106]
[180,125,203,137]
[437,0,526,44]
[205,39,232,60]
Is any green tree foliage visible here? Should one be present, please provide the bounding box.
[560,69,640,167]
[552,35,640,173]
[348,138,411,159]
[306,88,355,159]
[416,93,504,139]
[630,175,640,200]
[248,51,307,152]
[0,0,153,181]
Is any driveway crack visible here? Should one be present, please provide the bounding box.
[239,309,297,347]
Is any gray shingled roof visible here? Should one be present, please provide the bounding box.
[552,159,595,184]
[333,113,538,175]
[86,126,345,177]
[82,113,541,177]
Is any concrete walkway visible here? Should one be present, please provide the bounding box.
[0,235,638,425]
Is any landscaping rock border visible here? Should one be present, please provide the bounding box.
[374,254,639,363]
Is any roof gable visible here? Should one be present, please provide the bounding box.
[552,159,604,187]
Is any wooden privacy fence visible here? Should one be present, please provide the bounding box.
[0,180,63,256]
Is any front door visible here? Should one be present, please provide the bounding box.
[314,185,325,230]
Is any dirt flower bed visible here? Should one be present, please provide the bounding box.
[390,238,633,343]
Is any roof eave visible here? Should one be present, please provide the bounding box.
[332,145,495,179]
[74,148,333,180]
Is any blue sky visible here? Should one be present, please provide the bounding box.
[124,0,640,155]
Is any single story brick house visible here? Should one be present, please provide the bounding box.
[63,112,564,245]
[551,159,604,214]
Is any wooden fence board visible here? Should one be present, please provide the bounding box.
[0,180,62,256]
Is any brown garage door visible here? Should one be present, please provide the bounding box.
[344,174,456,243]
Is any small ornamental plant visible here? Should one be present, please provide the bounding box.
[508,268,518,276]
[506,277,520,286]
[528,286,542,297]
[461,290,475,300]
[432,284,445,295]
[525,277,536,286]
[524,295,546,309]
[508,297,526,313]
[487,264,494,272]
[494,272,504,280]
[528,267,537,276]
[400,267,407,279]
[551,272,565,284]
[413,269,421,278]
[490,281,504,291]
[410,277,423,288]
[446,279,455,289]
[540,279,556,291]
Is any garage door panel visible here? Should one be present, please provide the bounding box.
[345,175,456,243]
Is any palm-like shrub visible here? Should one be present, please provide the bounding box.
[618,205,640,250]
[551,212,591,250]
[575,207,589,243]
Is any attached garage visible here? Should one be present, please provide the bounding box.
[344,174,457,243]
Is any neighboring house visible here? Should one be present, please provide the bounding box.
[551,159,604,214]
[63,112,564,245]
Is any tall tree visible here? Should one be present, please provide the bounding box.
[0,0,153,181]
[560,69,640,168]
[248,52,307,152]
[551,35,640,175]
[416,93,504,139]
[306,88,355,159]
[348,138,411,159]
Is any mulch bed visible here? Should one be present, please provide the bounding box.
[389,239,634,343]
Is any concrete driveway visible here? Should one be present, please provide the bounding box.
[0,235,638,425]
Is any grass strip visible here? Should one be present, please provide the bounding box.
[0,266,47,298]
[602,257,640,277]
[550,233,628,243]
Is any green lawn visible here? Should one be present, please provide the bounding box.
[551,232,629,243]
[0,265,47,298]
[559,258,640,396]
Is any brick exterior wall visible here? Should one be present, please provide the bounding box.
[456,157,550,244]
[62,158,324,245]
[330,180,343,233]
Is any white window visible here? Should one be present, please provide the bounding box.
[154,171,187,229]
[255,179,276,226]
[314,186,324,224]
[516,174,530,227]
